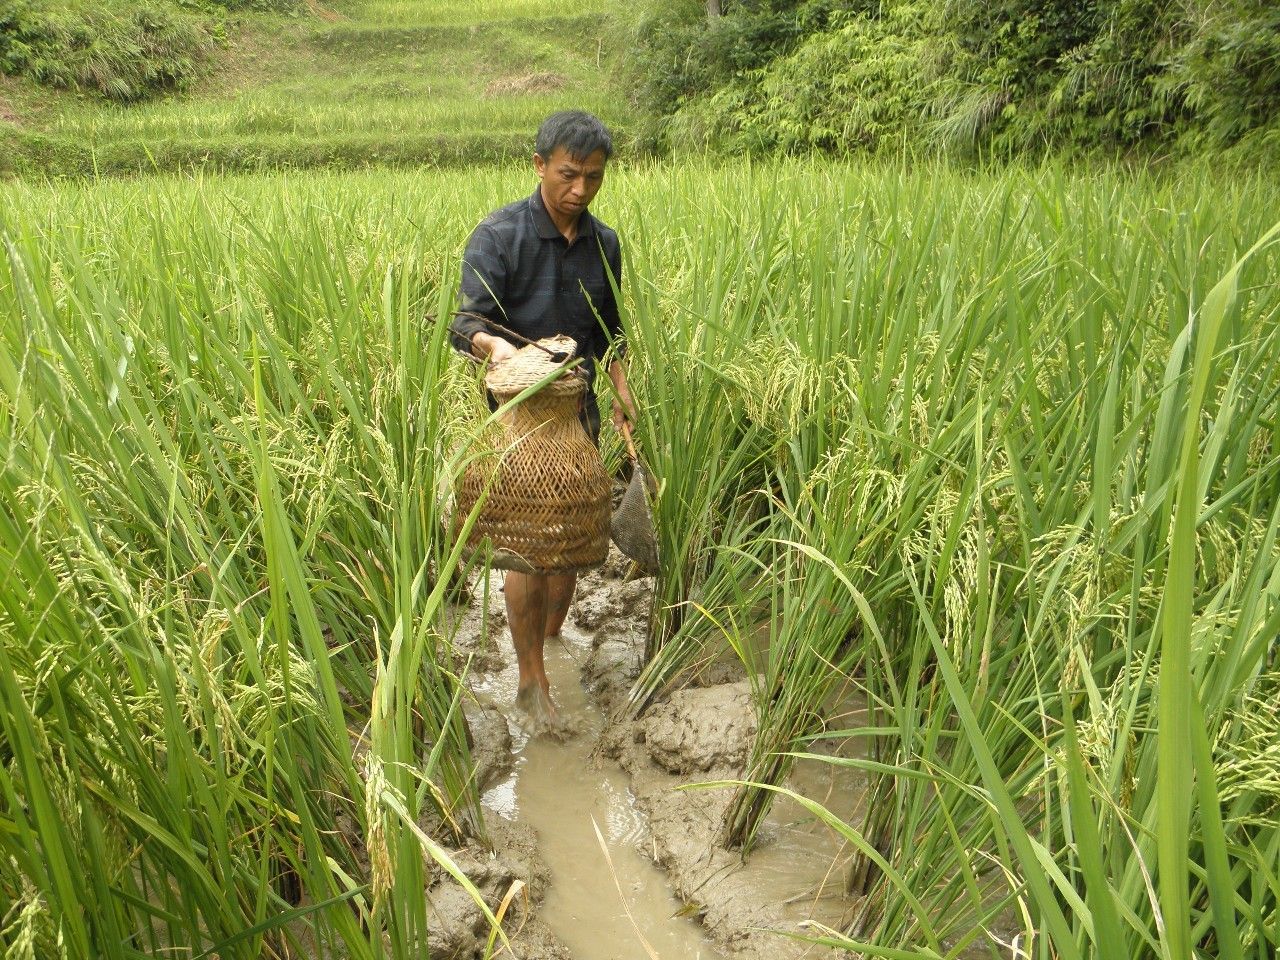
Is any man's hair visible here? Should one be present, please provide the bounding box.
[534,111,614,162]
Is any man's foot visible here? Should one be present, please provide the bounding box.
[515,683,558,729]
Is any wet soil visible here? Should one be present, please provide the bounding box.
[442,549,867,959]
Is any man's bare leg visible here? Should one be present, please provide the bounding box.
[504,571,555,722]
[544,572,577,640]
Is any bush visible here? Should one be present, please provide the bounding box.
[687,4,941,154]
[1162,0,1280,147]
[618,0,859,150]
[621,0,1280,158]
[0,0,220,101]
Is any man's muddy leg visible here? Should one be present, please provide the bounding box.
[544,572,577,640]
[505,571,556,721]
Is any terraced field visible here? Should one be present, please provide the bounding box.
[0,0,623,176]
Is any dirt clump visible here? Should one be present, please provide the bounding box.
[572,571,650,631]
[484,73,567,97]
[641,681,756,774]
[581,636,642,716]
[575,549,652,714]
[464,701,513,792]
[449,595,506,676]
[427,817,569,960]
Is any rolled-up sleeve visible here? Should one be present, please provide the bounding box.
[450,222,508,354]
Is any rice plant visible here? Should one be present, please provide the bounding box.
[2,159,1278,959]
[614,161,1280,957]
[0,174,498,957]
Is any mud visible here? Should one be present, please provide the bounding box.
[639,682,758,774]
[439,548,867,959]
[423,816,567,960]
[449,559,719,959]
[587,607,863,958]
[484,73,568,97]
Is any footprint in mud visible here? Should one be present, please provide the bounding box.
[514,683,556,722]
[512,686,588,742]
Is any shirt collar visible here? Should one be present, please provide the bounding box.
[529,187,595,241]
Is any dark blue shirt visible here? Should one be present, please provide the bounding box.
[450,188,624,398]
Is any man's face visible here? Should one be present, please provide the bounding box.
[534,146,607,222]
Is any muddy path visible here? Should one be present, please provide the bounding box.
[438,550,865,960]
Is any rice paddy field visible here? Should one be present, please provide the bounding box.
[2,160,1279,959]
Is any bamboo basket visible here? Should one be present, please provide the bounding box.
[455,337,612,574]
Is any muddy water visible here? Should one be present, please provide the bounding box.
[744,747,866,929]
[475,625,724,960]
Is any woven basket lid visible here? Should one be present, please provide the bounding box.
[485,336,587,398]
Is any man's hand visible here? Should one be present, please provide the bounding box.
[608,359,637,431]
[472,332,519,364]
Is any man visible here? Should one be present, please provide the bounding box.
[451,110,636,723]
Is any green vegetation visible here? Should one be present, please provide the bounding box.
[624,165,1280,957]
[618,162,1280,956]
[3,159,1279,958]
[622,0,1280,161]
[8,0,1276,176]
[0,0,224,101]
[3,2,1280,959]
[0,169,499,958]
[0,0,623,176]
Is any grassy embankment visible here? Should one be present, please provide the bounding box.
[0,0,622,176]
[2,161,1279,959]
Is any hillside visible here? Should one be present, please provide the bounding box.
[0,0,625,176]
[620,0,1280,163]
